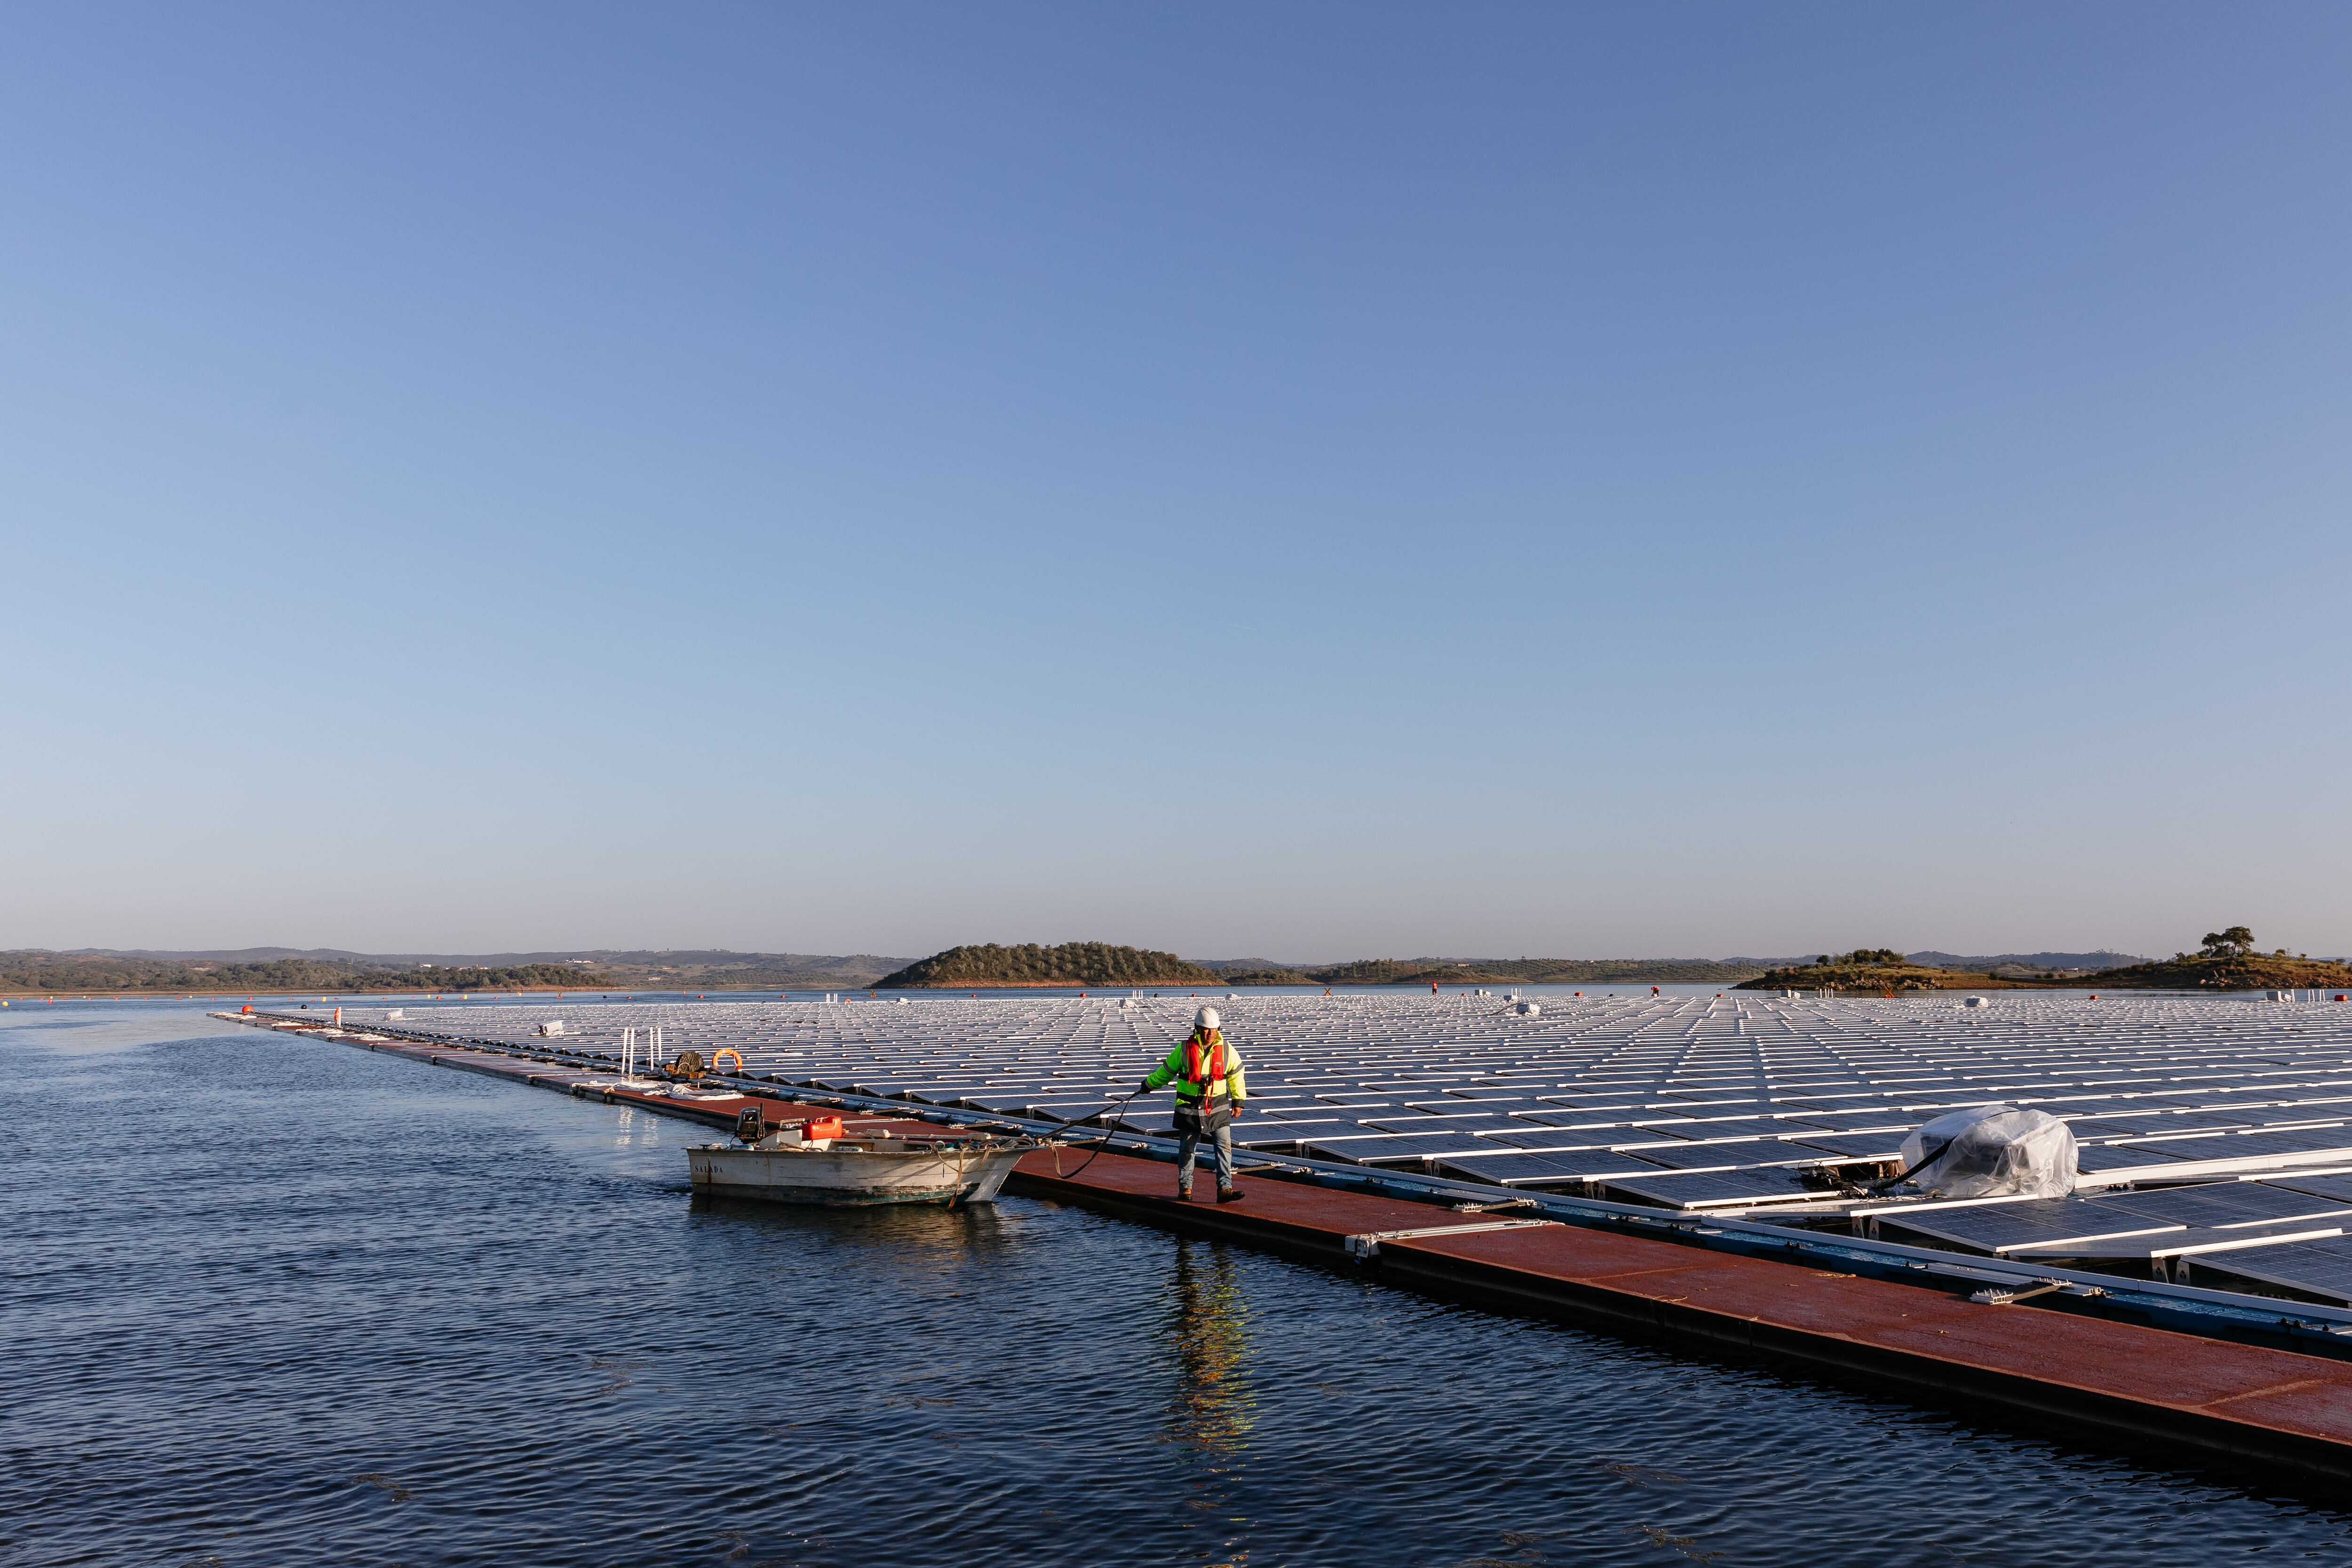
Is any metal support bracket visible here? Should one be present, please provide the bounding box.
[1345,1218,1560,1259]
[1972,1280,2107,1306]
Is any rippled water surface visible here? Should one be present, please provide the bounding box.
[6,1003,2351,1568]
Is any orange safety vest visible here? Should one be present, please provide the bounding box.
[1184,1032,1225,1089]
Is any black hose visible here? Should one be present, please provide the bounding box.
[1061,1087,1147,1179]
[1864,1137,1956,1195]
[1035,1088,1145,1142]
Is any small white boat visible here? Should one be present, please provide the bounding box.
[687,1122,1035,1207]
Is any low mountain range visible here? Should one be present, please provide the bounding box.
[881,949,1789,988]
[1740,934,2349,994]
[1905,950,2144,971]
[2,948,911,995]
[22,940,2300,998]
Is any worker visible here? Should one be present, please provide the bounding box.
[1139,1005,1248,1202]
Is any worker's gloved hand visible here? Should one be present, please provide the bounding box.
[1137,1079,1154,1097]
[1229,1102,1245,1116]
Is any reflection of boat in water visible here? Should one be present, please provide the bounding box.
[686,1118,1034,1206]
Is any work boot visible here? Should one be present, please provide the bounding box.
[1176,1182,1192,1201]
[1217,1184,1244,1203]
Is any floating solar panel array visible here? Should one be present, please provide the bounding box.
[359,989,2352,1249]
[1854,1173,2352,1303]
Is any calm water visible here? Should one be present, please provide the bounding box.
[5,1003,2350,1568]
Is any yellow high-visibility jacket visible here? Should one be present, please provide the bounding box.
[1146,1029,1248,1105]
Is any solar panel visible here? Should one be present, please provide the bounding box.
[2185,1237,2352,1304]
[1483,1147,1671,1178]
[1430,1090,1551,1105]
[1786,1132,1906,1159]
[1619,1138,1791,1170]
[2075,1143,2197,1173]
[1426,1151,1599,1186]
[2097,1183,2352,1228]
[1481,1131,1613,1152]
[1775,1108,1905,1128]
[1362,1115,1530,1136]
[2062,1114,2181,1137]
[1603,1168,1821,1209]
[1626,1116,1813,1141]
[1875,1199,2183,1255]
[1297,1132,1492,1165]
[2268,1173,2352,1204]
[2211,1130,2352,1158]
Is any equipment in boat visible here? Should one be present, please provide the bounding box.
[687,1112,1035,1207]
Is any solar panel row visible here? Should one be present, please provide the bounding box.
[363,990,2352,1224]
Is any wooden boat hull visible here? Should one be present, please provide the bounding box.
[686,1141,1028,1206]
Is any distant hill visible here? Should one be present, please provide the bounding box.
[1734,944,2352,994]
[1736,961,2023,994]
[0,952,614,995]
[2074,953,2352,990]
[1,947,908,995]
[1907,950,2143,972]
[875,943,1216,989]
[1294,957,1770,986]
[572,952,910,988]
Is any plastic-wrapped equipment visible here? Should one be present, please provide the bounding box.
[1896,1104,2078,1200]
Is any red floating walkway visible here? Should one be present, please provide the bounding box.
[1011,1149,2352,1482]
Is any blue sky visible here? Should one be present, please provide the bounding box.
[5,4,2349,962]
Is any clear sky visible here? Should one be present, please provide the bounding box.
[6,4,2350,963]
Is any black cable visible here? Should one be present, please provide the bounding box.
[1863,1137,1958,1195]
[1034,1090,1142,1141]
[1063,1087,1147,1179]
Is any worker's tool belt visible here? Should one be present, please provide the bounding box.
[1173,1093,1232,1135]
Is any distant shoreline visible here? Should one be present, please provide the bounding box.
[2,985,736,1001]
[7,980,2328,1003]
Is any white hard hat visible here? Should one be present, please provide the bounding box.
[1195,1006,1221,1031]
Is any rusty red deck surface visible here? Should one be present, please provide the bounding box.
[1010,1147,2352,1479]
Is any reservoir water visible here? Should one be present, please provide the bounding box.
[6,1002,2350,1567]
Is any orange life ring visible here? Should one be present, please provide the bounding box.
[711,1047,745,1074]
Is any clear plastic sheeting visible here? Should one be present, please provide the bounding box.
[1898,1104,2078,1200]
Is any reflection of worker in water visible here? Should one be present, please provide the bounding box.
[1141,1006,1248,1202]
[1165,1238,1255,1457]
